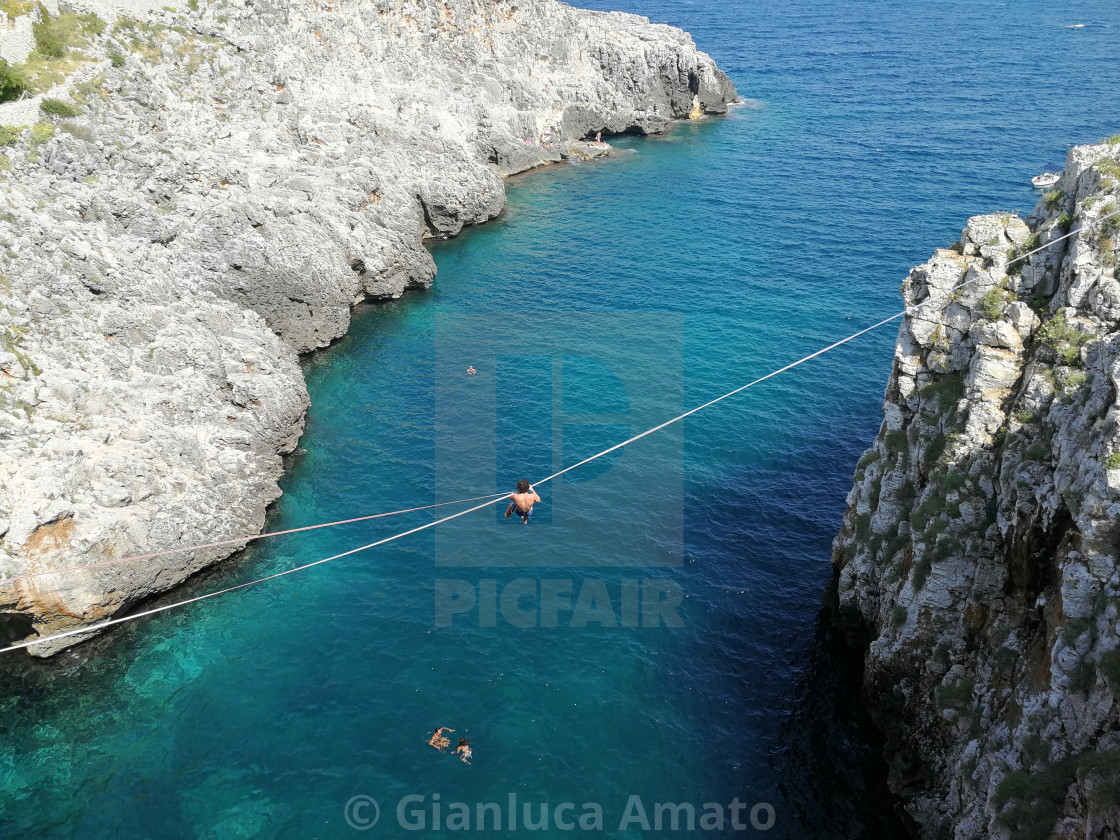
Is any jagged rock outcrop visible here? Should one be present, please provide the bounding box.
[0,0,737,655]
[833,140,1120,838]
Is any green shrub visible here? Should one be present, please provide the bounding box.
[0,0,35,17]
[979,288,1004,320]
[882,530,909,561]
[936,675,975,710]
[890,604,907,627]
[1056,368,1086,391]
[1044,189,1065,210]
[1069,658,1096,694]
[1057,348,1082,369]
[996,749,1120,839]
[927,534,961,563]
[1104,453,1120,471]
[39,98,80,117]
[856,450,880,471]
[108,50,126,67]
[922,433,946,467]
[919,487,945,514]
[33,16,68,58]
[1100,208,1120,235]
[1061,615,1095,645]
[32,12,105,59]
[1079,749,1120,810]
[1056,213,1072,234]
[995,759,1077,840]
[920,374,965,409]
[855,512,871,540]
[28,122,54,146]
[924,515,947,540]
[1028,295,1051,315]
[884,429,907,453]
[898,480,917,505]
[1037,311,1084,365]
[60,122,93,142]
[0,125,21,146]
[1097,155,1120,180]
[1008,233,1044,276]
[0,58,28,103]
[941,469,967,492]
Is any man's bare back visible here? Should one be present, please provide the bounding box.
[505,480,540,523]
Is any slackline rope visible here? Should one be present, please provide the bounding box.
[0,493,511,585]
[3,204,1116,655]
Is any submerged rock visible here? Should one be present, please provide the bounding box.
[833,140,1120,837]
[0,0,737,655]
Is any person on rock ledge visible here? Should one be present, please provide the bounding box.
[505,479,540,524]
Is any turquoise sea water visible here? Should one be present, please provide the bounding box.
[4,1,1120,837]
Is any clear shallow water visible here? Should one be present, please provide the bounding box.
[4,1,1120,837]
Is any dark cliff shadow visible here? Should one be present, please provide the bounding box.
[771,582,915,840]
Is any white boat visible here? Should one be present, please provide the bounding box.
[1032,172,1061,189]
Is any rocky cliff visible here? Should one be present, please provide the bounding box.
[833,140,1120,838]
[0,0,736,655]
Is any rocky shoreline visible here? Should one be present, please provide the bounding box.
[0,0,736,655]
[833,139,1120,838]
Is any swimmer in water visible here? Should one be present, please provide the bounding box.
[456,738,472,764]
[429,726,454,751]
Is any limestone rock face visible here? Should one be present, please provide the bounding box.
[0,0,737,654]
[833,141,1120,837]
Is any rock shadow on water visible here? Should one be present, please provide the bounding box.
[771,582,914,840]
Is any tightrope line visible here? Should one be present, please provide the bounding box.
[0,492,510,586]
[3,202,1115,655]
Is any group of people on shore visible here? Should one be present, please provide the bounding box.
[429,727,472,764]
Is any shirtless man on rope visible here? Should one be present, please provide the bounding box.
[504,479,541,524]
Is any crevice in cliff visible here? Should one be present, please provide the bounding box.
[0,612,35,647]
[1004,502,1073,607]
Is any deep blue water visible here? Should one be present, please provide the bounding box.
[3,0,1120,837]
